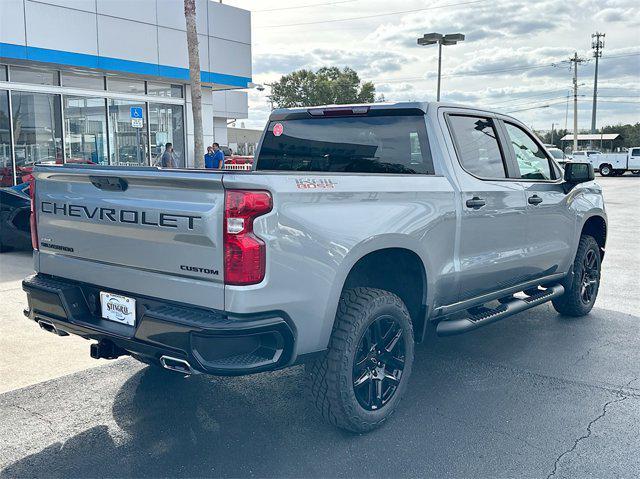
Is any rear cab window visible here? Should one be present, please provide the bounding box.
[256,112,433,174]
[447,115,507,179]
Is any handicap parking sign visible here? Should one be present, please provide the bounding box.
[130,107,143,119]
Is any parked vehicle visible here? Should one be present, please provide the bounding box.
[588,148,640,176]
[221,145,254,165]
[0,182,32,252]
[23,102,606,432]
[546,147,570,167]
[570,150,601,162]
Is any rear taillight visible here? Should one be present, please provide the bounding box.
[224,190,272,285]
[29,179,38,250]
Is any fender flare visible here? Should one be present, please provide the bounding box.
[318,235,432,348]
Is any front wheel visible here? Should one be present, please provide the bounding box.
[599,164,612,176]
[307,287,414,433]
[552,235,601,316]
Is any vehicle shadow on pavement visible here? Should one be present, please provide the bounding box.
[2,305,639,478]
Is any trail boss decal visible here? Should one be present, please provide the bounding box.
[295,178,336,189]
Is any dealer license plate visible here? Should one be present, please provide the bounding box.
[100,292,136,326]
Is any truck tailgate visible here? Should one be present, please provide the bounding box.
[33,166,225,309]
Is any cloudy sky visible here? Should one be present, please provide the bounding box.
[225,0,639,132]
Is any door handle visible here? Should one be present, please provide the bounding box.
[465,197,486,209]
[528,195,543,205]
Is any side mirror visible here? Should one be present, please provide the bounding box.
[564,162,594,184]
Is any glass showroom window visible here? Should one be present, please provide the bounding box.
[0,90,12,186]
[11,91,62,183]
[147,82,183,98]
[61,71,105,91]
[108,99,148,166]
[107,77,145,95]
[10,66,59,86]
[149,103,185,167]
[64,96,108,165]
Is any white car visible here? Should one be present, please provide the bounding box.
[547,147,569,166]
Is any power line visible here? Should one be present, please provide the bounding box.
[505,99,569,114]
[497,94,580,110]
[483,87,572,106]
[368,51,640,85]
[258,0,487,28]
[501,97,639,113]
[254,0,359,13]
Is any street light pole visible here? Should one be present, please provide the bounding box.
[417,33,465,102]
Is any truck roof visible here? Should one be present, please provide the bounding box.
[268,101,520,122]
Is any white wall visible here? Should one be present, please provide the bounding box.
[1,0,252,87]
[1,0,252,166]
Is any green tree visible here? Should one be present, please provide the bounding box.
[268,67,376,109]
[600,123,640,150]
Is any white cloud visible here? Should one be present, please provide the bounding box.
[228,0,640,130]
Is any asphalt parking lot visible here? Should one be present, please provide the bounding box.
[0,176,638,478]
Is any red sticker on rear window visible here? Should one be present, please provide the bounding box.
[273,123,284,136]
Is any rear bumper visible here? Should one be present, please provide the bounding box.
[23,274,296,376]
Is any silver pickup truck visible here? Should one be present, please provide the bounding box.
[23,102,606,432]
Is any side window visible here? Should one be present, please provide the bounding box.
[631,148,640,156]
[504,123,554,180]
[448,115,506,178]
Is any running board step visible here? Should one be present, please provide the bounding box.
[436,284,564,337]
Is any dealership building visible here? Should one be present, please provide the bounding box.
[0,0,252,186]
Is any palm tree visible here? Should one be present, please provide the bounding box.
[184,0,204,168]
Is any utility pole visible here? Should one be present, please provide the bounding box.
[569,52,586,152]
[590,32,605,145]
[551,123,555,145]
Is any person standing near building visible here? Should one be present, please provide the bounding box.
[212,142,225,170]
[204,146,216,169]
[160,143,177,168]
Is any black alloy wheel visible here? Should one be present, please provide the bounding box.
[580,249,599,305]
[552,235,601,316]
[352,315,405,411]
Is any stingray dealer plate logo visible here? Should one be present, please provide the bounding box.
[100,292,136,326]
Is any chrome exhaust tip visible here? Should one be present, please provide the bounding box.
[38,319,68,336]
[159,355,195,375]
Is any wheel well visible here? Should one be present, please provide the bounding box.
[342,248,427,341]
[582,216,606,258]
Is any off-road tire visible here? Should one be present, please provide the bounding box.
[306,287,414,433]
[552,235,601,316]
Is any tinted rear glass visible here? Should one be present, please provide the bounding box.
[256,115,433,174]
[448,115,506,178]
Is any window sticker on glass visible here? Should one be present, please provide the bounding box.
[273,123,284,136]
